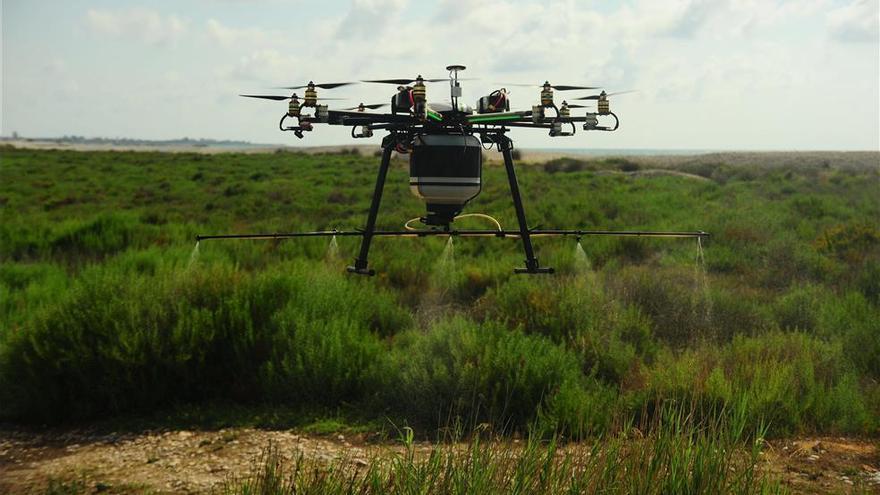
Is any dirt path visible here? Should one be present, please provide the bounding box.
[1,428,877,494]
[0,427,408,493]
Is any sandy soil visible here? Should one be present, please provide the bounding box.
[1,427,877,494]
[0,427,413,494]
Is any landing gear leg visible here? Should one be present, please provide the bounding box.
[499,136,553,274]
[348,135,394,276]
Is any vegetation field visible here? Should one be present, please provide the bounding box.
[1,145,878,493]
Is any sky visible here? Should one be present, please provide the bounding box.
[1,0,878,150]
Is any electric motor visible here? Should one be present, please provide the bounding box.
[540,87,554,107]
[409,134,482,226]
[303,86,318,107]
[558,104,570,118]
[598,97,610,115]
[412,78,427,103]
[288,99,301,117]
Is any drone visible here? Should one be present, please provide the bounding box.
[199,65,708,275]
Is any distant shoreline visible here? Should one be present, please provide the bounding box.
[2,139,877,168]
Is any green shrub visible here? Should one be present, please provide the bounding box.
[50,213,150,258]
[261,309,388,406]
[477,275,656,384]
[386,317,585,430]
[644,332,874,435]
[773,284,829,331]
[815,222,880,263]
[0,262,69,330]
[537,378,618,438]
[708,288,771,340]
[760,237,830,288]
[475,276,597,342]
[543,157,590,173]
[2,147,879,437]
[0,259,408,421]
[856,258,880,303]
[606,265,707,346]
[818,292,880,378]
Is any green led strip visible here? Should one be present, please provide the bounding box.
[426,110,443,122]
[468,113,523,123]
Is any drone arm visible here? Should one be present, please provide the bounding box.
[466,110,532,125]
[327,110,418,126]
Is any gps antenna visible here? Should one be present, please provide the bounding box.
[447,64,466,111]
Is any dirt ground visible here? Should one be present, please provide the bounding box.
[1,427,877,494]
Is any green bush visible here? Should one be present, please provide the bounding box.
[2,147,879,437]
[818,291,880,378]
[773,284,829,331]
[475,276,597,342]
[0,262,69,331]
[477,275,656,384]
[644,332,874,435]
[856,258,880,303]
[537,377,618,438]
[606,265,706,346]
[385,317,585,430]
[0,259,408,421]
[50,213,151,258]
[261,309,388,406]
[708,288,771,340]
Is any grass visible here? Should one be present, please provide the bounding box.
[1,146,878,472]
[225,402,783,495]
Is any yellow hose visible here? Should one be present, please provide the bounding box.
[404,217,422,231]
[453,213,502,231]
[404,213,503,232]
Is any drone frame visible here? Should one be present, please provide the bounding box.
[199,68,709,275]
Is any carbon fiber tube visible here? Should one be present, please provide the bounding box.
[196,229,709,241]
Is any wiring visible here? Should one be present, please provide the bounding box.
[454,213,502,231]
[404,213,502,232]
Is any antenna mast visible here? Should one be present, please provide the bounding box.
[446,64,466,111]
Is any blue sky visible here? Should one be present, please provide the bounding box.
[2,0,878,150]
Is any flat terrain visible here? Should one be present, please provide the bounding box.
[1,427,878,494]
[1,146,878,493]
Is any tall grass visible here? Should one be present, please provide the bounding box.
[225,402,783,495]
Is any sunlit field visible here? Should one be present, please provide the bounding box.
[1,146,878,493]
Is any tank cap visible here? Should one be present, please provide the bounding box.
[446,65,466,71]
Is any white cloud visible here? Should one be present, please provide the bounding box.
[335,0,408,39]
[653,0,721,38]
[4,0,875,148]
[85,8,188,45]
[219,49,300,83]
[206,19,271,47]
[827,0,879,42]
